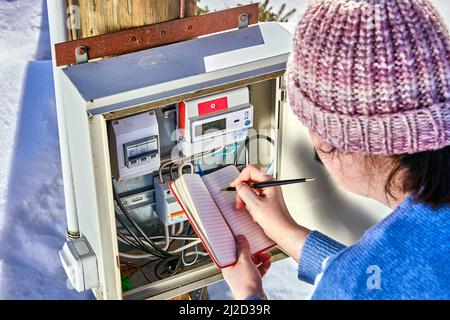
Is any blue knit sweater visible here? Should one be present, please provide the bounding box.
[249,196,450,300]
[301,196,450,299]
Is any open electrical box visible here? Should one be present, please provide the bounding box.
[48,1,389,300]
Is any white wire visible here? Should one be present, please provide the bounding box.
[119,252,154,259]
[178,162,194,177]
[158,147,226,183]
[119,251,208,260]
[175,221,185,236]
[118,236,201,255]
[182,244,199,266]
[119,243,206,260]
[162,224,170,251]
[158,161,174,183]
[118,233,198,242]
[169,239,202,253]
[182,254,198,266]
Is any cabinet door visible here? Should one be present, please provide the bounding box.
[277,83,390,245]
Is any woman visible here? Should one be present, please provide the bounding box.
[222,0,450,299]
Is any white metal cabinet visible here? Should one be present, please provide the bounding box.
[49,9,291,298]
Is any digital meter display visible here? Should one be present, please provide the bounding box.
[195,118,226,137]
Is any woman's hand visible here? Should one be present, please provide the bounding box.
[222,235,271,300]
[230,165,311,261]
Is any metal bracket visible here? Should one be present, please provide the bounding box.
[75,46,88,64]
[238,13,249,29]
[67,230,80,240]
[55,4,259,67]
[87,110,94,119]
[164,109,177,119]
[279,76,288,103]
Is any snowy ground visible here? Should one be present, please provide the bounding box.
[0,1,92,300]
[0,0,449,300]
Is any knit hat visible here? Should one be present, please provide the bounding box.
[287,0,450,155]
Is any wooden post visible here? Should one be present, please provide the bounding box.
[70,0,197,39]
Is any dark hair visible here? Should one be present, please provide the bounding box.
[387,146,450,208]
[316,145,450,208]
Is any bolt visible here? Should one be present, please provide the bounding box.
[76,46,86,55]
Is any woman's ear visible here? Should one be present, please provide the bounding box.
[309,130,335,156]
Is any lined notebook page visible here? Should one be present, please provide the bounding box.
[176,174,237,267]
[202,166,274,255]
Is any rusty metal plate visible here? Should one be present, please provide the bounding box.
[55,4,259,67]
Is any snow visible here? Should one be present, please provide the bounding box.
[0,0,91,300]
[0,0,449,300]
[208,258,313,300]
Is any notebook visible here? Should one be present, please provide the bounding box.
[169,165,275,269]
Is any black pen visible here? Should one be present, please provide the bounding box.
[221,178,315,192]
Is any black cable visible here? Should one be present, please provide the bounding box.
[116,214,148,250]
[113,168,215,280]
[234,134,276,166]
[112,178,171,258]
[116,210,167,258]
[117,229,151,253]
[137,257,160,270]
[121,262,152,284]
[154,256,182,280]
[154,251,212,280]
[117,230,140,248]
[116,213,166,258]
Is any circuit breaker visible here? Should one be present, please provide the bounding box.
[109,111,161,181]
[154,175,187,226]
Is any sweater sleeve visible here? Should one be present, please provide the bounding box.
[298,231,346,284]
[245,295,265,300]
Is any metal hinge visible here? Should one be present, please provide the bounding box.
[238,13,249,29]
[279,77,288,103]
[280,90,287,103]
[75,46,88,64]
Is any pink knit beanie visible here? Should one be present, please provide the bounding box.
[287,0,450,155]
